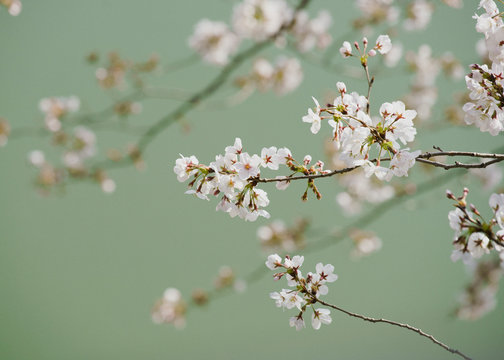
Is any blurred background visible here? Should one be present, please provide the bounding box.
[0,1,502,359]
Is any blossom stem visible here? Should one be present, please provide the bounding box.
[363,64,373,114]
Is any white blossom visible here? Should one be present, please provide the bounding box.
[448,207,465,236]
[490,193,504,228]
[467,232,490,258]
[302,97,321,134]
[374,35,392,55]
[389,150,421,178]
[174,155,199,182]
[291,10,332,53]
[315,263,338,283]
[152,288,186,328]
[261,146,280,170]
[235,152,262,180]
[311,308,332,330]
[289,315,305,330]
[28,150,45,167]
[265,253,283,270]
[188,19,240,66]
[232,0,291,41]
[267,254,336,331]
[284,255,304,269]
[339,41,352,58]
[403,0,434,31]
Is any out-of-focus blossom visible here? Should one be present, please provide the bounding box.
[354,0,399,29]
[236,56,303,96]
[403,0,434,31]
[189,19,240,66]
[350,229,382,258]
[257,218,308,251]
[469,164,503,190]
[152,288,187,328]
[291,10,332,53]
[232,0,291,41]
[456,259,502,320]
[0,118,10,147]
[39,96,80,133]
[1,0,21,16]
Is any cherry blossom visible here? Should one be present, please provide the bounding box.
[267,254,336,330]
[232,0,291,41]
[188,19,240,66]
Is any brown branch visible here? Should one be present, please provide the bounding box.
[418,150,504,159]
[255,150,504,184]
[315,298,473,360]
[416,157,503,170]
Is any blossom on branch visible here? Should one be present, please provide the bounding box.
[305,80,420,181]
[464,0,504,135]
[266,254,336,330]
[174,138,326,221]
[446,188,504,265]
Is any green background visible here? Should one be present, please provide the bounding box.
[0,1,502,359]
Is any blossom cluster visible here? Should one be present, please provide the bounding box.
[349,229,383,258]
[464,1,504,135]
[290,10,332,53]
[336,170,396,214]
[174,138,327,221]
[27,96,117,195]
[339,34,392,59]
[447,188,504,265]
[188,20,240,66]
[235,56,303,96]
[188,0,333,67]
[93,52,159,92]
[152,266,245,327]
[266,254,337,330]
[353,0,461,31]
[325,142,396,215]
[303,47,421,182]
[257,218,308,252]
[151,288,187,328]
[39,96,80,133]
[469,163,503,191]
[404,45,463,122]
[456,258,502,320]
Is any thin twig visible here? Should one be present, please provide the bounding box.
[416,157,503,170]
[364,64,373,114]
[315,298,472,360]
[255,150,504,184]
[418,150,504,159]
[163,54,200,73]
